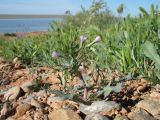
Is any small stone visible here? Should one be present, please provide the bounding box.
[31,99,43,108]
[85,113,110,120]
[34,112,48,120]
[12,57,19,64]
[150,92,160,101]
[154,84,160,92]
[15,103,32,118]
[140,78,147,83]
[62,100,79,111]
[47,96,65,106]
[4,86,25,101]
[47,74,61,84]
[11,69,29,81]
[137,83,147,92]
[0,57,4,63]
[136,98,160,117]
[128,108,156,120]
[36,90,48,98]
[120,107,128,115]
[20,81,33,93]
[6,117,17,120]
[0,103,9,116]
[48,108,82,120]
[22,94,35,104]
[80,101,120,115]
[114,115,129,120]
[36,91,50,103]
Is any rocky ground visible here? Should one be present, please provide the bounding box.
[0,58,160,120]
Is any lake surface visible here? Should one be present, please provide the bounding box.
[0,18,59,33]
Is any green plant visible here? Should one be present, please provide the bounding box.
[29,77,43,92]
[51,35,102,100]
[142,41,160,81]
[97,82,123,98]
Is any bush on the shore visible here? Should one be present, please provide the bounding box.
[4,32,16,37]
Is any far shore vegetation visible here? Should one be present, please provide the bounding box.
[0,14,64,19]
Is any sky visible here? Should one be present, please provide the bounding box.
[0,0,159,16]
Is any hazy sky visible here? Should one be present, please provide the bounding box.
[0,0,159,16]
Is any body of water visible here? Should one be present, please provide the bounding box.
[0,18,58,33]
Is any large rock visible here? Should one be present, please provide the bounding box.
[80,101,120,115]
[128,108,156,120]
[136,98,160,119]
[85,113,110,120]
[4,86,25,101]
[48,108,82,120]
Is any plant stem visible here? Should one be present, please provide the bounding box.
[79,72,88,100]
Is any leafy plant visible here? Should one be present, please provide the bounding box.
[51,35,102,100]
[142,41,160,81]
[97,82,123,98]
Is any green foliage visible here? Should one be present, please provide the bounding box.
[4,33,16,37]
[143,41,160,67]
[117,3,125,15]
[97,82,123,98]
[143,41,160,81]
[29,77,43,92]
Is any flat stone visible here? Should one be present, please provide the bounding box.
[80,101,120,115]
[128,108,156,120]
[136,98,160,117]
[85,113,110,120]
[48,108,82,120]
[4,86,25,101]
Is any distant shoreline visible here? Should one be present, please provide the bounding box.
[0,14,64,19]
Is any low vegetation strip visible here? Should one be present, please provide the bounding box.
[0,14,64,19]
